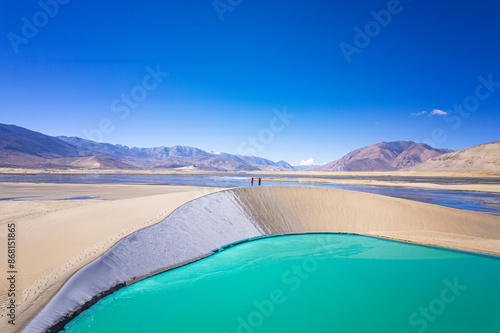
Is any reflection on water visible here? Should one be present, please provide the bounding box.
[1,174,499,213]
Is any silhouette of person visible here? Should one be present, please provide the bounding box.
[258,177,261,186]
[251,178,254,186]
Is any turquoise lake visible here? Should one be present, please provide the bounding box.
[61,234,500,333]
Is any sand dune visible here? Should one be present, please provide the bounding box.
[0,183,222,333]
[10,185,500,332]
[234,186,500,246]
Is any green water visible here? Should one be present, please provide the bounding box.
[62,234,500,333]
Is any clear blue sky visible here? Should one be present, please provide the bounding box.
[1,0,499,164]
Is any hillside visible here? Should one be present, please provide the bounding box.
[0,124,287,171]
[409,141,500,172]
[314,141,452,171]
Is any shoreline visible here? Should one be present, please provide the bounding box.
[2,168,500,196]
[261,177,500,193]
[1,167,500,178]
[2,184,500,331]
[0,183,225,332]
[44,231,500,332]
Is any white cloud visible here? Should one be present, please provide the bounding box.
[430,109,447,116]
[291,158,316,166]
[411,109,447,117]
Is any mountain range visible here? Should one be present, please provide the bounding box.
[313,141,453,171]
[2,123,496,172]
[0,124,293,171]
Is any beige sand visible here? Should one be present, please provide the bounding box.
[233,186,500,255]
[0,183,223,332]
[1,182,499,331]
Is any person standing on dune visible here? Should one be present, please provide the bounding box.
[258,178,261,186]
[251,178,254,186]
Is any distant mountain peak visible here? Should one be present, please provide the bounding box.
[314,141,453,172]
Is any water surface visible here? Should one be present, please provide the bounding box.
[1,174,499,213]
[62,234,500,333]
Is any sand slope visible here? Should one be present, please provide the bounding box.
[0,184,222,333]
[17,185,500,332]
[235,186,500,250]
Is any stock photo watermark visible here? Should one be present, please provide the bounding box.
[401,277,467,333]
[234,236,368,332]
[83,64,168,142]
[234,236,334,333]
[237,107,295,157]
[7,0,71,54]
[415,74,499,147]
[339,0,411,64]
[5,223,17,326]
[213,0,244,21]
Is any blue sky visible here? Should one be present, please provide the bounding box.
[1,0,499,164]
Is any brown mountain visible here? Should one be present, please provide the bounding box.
[314,141,453,172]
[0,124,85,159]
[0,123,290,171]
[409,141,500,172]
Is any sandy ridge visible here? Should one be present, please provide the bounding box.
[0,184,223,332]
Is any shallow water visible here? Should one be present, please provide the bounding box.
[1,173,499,213]
[62,234,500,333]
[57,196,101,200]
